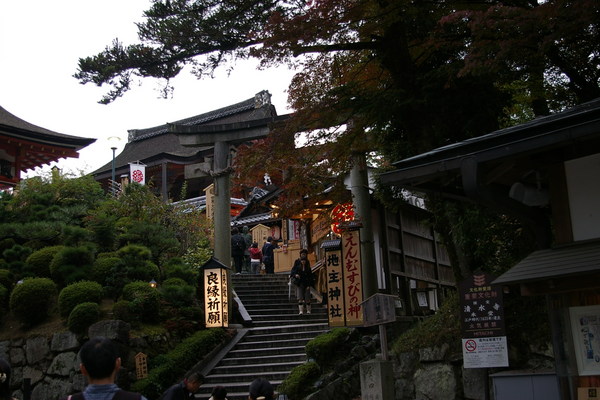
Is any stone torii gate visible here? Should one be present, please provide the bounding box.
[169,100,288,265]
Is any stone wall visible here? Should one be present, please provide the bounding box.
[0,320,176,400]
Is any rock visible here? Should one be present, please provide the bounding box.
[419,343,449,362]
[88,320,131,344]
[23,366,45,385]
[0,340,9,359]
[394,351,419,377]
[72,373,87,392]
[31,377,72,400]
[47,352,77,376]
[462,367,487,400]
[414,363,457,400]
[51,332,79,352]
[9,347,25,366]
[395,377,415,400]
[25,336,49,365]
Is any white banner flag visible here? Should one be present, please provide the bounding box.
[130,163,145,185]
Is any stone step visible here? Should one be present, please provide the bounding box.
[218,352,307,366]
[234,336,312,350]
[211,361,304,376]
[195,380,284,400]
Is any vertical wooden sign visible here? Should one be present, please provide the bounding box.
[325,248,345,327]
[342,229,364,326]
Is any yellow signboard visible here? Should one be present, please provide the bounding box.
[342,229,363,326]
[325,248,344,327]
[204,267,229,328]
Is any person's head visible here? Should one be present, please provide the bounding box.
[184,372,203,394]
[232,227,239,235]
[252,242,258,248]
[249,378,274,400]
[243,225,249,234]
[211,385,228,400]
[0,358,11,399]
[266,236,273,243]
[299,249,308,260]
[79,337,120,381]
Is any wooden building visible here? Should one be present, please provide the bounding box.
[380,98,600,399]
[0,106,95,189]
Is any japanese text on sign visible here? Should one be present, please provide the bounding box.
[459,274,505,338]
[342,230,363,326]
[204,268,229,328]
[325,249,345,327]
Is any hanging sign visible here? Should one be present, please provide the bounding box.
[130,163,146,185]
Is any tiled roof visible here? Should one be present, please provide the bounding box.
[0,106,95,147]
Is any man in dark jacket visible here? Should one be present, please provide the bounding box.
[160,372,203,400]
[231,227,246,274]
[261,236,278,274]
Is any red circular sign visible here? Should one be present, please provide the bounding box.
[132,169,144,183]
[465,339,477,352]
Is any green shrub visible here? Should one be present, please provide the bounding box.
[0,268,13,290]
[391,291,460,354]
[91,257,121,285]
[9,277,58,326]
[49,246,94,287]
[68,302,100,333]
[25,245,65,278]
[163,261,197,285]
[306,328,352,369]
[161,283,195,307]
[131,329,227,399]
[122,281,162,323]
[162,278,187,286]
[0,283,8,308]
[112,300,133,322]
[58,281,103,317]
[277,361,321,400]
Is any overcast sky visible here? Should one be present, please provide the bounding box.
[0,0,294,176]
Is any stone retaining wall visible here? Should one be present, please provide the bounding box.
[0,320,175,400]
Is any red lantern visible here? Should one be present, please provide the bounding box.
[330,203,354,234]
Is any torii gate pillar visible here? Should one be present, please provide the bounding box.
[213,141,231,265]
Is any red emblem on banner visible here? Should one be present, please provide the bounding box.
[132,169,144,183]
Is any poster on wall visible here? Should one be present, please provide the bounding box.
[569,305,600,376]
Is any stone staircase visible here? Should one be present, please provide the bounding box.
[195,274,329,400]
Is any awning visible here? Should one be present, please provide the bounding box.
[493,241,600,286]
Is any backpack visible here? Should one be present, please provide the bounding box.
[63,390,142,400]
[232,234,246,254]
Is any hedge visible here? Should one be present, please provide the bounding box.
[68,302,100,333]
[131,328,227,400]
[277,361,321,400]
[25,245,65,278]
[305,327,351,369]
[9,277,58,326]
[58,281,103,317]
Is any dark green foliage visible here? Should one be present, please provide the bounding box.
[68,302,100,333]
[105,245,160,298]
[277,361,320,400]
[391,291,461,354]
[0,269,13,290]
[58,281,103,318]
[0,283,8,309]
[117,221,179,266]
[2,244,32,274]
[9,277,58,326]
[131,329,227,399]
[305,328,352,369]
[60,226,95,247]
[91,257,120,286]
[162,277,187,286]
[160,283,195,307]
[112,300,133,322]
[162,306,203,337]
[85,207,118,252]
[49,246,94,287]
[162,259,197,285]
[25,246,65,278]
[122,281,162,323]
[0,238,16,254]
